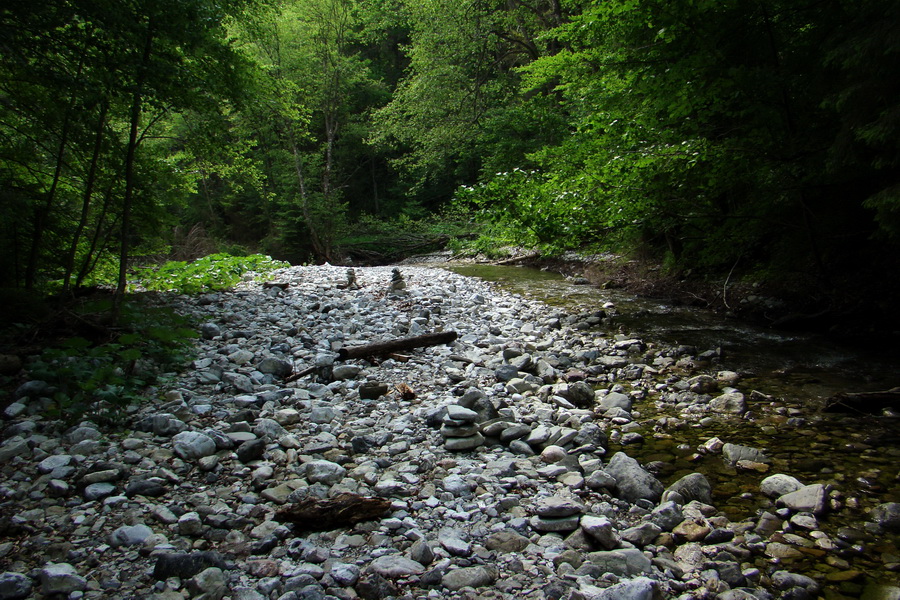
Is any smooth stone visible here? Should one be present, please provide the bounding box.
[446,405,479,423]
[110,524,154,547]
[673,519,711,542]
[604,452,663,503]
[777,484,828,515]
[484,530,530,553]
[172,431,217,460]
[594,576,659,600]
[331,563,360,586]
[598,392,632,412]
[368,555,425,578]
[722,443,770,465]
[530,515,581,532]
[709,392,747,414]
[187,567,226,600]
[444,433,484,451]
[39,563,86,595]
[663,472,712,505]
[441,566,498,591]
[585,549,653,577]
[761,474,804,498]
[580,515,620,550]
[305,460,347,485]
[83,482,116,501]
[535,496,586,517]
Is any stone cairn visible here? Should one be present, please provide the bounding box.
[388,267,406,291]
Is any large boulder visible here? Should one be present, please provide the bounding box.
[604,452,663,504]
[663,473,712,505]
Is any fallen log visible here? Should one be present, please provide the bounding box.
[824,387,900,413]
[337,331,458,361]
[275,493,392,532]
[494,252,541,266]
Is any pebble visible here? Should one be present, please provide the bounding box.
[0,264,869,600]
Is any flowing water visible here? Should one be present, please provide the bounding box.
[447,264,900,598]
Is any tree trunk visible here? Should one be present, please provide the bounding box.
[63,100,108,293]
[113,21,155,320]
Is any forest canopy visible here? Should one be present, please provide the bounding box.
[1,0,898,307]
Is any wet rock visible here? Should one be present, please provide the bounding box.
[771,571,820,594]
[761,474,804,498]
[604,452,664,504]
[870,503,900,531]
[722,443,770,465]
[777,484,828,515]
[663,472,712,505]
[650,501,684,531]
[710,392,747,414]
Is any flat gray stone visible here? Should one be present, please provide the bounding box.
[761,474,804,498]
[535,496,586,517]
[777,484,828,515]
[442,566,497,591]
[172,431,217,460]
[39,563,86,595]
[368,555,425,578]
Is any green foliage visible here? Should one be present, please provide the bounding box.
[134,253,289,294]
[26,301,198,425]
[451,169,597,254]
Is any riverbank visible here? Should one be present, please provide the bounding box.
[0,265,897,599]
[436,248,900,342]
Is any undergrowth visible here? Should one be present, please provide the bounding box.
[133,253,289,294]
[25,299,198,426]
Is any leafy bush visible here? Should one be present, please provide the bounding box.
[26,301,198,425]
[134,253,289,294]
[451,169,599,256]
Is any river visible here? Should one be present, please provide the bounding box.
[447,263,900,599]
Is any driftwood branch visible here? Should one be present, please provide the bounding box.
[824,387,900,413]
[275,493,392,531]
[494,252,541,266]
[337,331,458,361]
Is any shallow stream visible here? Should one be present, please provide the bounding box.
[447,264,900,599]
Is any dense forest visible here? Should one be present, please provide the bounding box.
[1,0,899,321]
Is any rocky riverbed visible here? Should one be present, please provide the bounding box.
[1,264,898,600]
